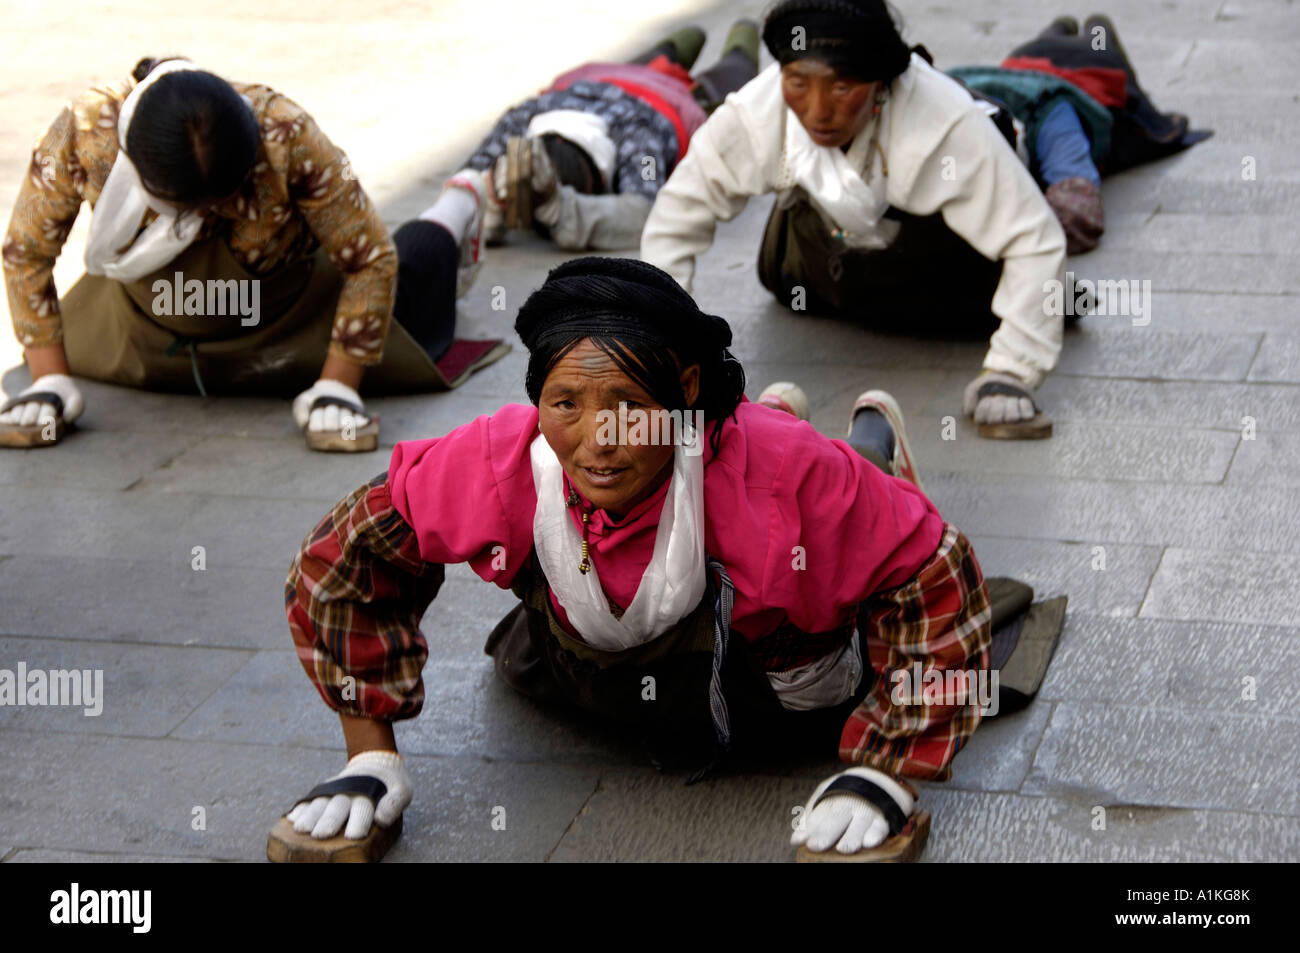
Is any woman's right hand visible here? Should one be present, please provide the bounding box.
[287,750,413,839]
[0,373,85,431]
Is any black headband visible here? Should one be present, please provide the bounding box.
[763,0,911,82]
[515,258,732,361]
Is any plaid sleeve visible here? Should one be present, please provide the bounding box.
[285,472,445,721]
[839,523,993,781]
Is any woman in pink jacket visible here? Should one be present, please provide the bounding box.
[273,257,993,862]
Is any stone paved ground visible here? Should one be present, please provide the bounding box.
[1,0,1297,862]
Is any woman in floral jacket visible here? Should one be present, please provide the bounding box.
[1,57,506,451]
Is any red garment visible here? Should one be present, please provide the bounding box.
[387,401,945,642]
[1000,56,1129,108]
[547,59,707,163]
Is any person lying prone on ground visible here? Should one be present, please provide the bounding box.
[278,257,993,860]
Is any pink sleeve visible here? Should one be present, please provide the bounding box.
[387,404,540,588]
[763,422,946,632]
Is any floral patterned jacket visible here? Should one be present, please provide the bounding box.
[3,77,396,366]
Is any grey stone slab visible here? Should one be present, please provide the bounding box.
[0,729,598,861]
[134,435,390,501]
[1064,251,1298,297]
[0,430,206,492]
[1099,213,1300,256]
[172,650,642,768]
[1023,703,1300,816]
[912,419,1238,484]
[946,702,1051,794]
[1183,38,1300,90]
[1141,548,1300,627]
[1099,176,1300,216]
[1248,334,1300,383]
[168,651,340,750]
[1026,376,1300,433]
[386,756,601,862]
[0,369,292,440]
[915,789,1300,863]
[1226,431,1300,487]
[418,575,525,661]
[1053,326,1260,381]
[924,471,1299,555]
[0,730,341,859]
[1039,615,1300,717]
[0,556,288,650]
[548,768,811,862]
[0,486,327,569]
[366,391,524,446]
[0,637,250,737]
[966,536,1162,618]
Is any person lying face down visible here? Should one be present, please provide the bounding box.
[458,21,761,253]
[281,256,994,860]
[640,0,1070,439]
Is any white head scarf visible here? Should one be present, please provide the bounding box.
[525,109,618,190]
[779,91,898,250]
[84,59,210,282]
[529,430,707,651]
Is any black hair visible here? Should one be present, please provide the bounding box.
[517,257,745,457]
[542,134,606,195]
[124,59,260,208]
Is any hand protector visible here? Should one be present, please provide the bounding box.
[790,766,914,854]
[292,378,371,434]
[962,371,1038,426]
[0,373,85,427]
[287,750,412,840]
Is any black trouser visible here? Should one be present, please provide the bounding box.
[390,219,458,362]
[758,198,1004,340]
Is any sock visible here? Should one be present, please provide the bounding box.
[848,408,895,465]
[418,184,478,242]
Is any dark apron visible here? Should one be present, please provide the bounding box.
[757,192,1004,339]
[58,237,469,396]
[485,553,870,770]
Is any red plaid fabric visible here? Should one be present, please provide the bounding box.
[285,473,444,721]
[839,524,992,781]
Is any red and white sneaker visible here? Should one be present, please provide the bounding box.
[848,390,925,493]
[440,168,488,299]
[757,381,810,420]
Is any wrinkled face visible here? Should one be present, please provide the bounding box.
[781,59,880,149]
[539,338,700,518]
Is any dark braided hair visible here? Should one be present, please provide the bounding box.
[516,257,746,458]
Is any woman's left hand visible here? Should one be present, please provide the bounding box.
[292,378,371,435]
[962,371,1038,425]
[791,767,914,854]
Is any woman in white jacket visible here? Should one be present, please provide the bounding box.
[641,0,1068,437]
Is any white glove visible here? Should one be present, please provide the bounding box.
[292,378,370,434]
[962,371,1038,426]
[287,750,413,840]
[0,373,85,428]
[791,767,914,854]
